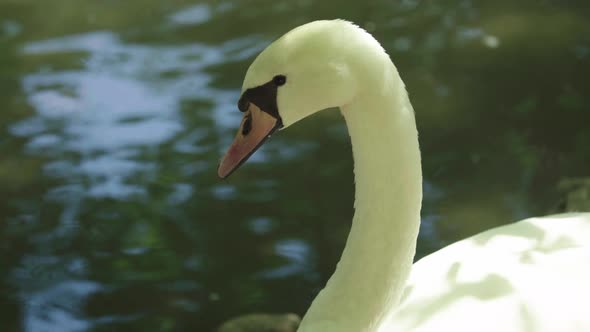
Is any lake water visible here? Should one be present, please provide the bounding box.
[1,1,589,331]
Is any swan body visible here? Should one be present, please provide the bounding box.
[390,214,590,332]
[218,20,590,332]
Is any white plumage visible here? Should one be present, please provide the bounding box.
[230,19,590,332]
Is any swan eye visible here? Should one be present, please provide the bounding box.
[273,75,287,86]
[238,97,249,112]
[242,113,252,136]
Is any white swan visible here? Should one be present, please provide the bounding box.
[218,20,590,332]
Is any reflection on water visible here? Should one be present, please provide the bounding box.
[168,4,212,26]
[257,239,312,279]
[25,280,101,332]
[1,0,589,331]
[16,29,265,199]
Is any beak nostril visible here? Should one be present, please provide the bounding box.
[242,113,252,136]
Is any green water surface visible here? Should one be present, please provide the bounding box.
[0,1,589,331]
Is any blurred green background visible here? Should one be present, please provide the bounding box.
[1,0,589,331]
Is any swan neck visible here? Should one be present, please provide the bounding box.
[299,74,422,331]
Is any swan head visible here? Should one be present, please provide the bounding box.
[218,20,373,178]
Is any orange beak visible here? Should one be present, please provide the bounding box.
[218,103,281,178]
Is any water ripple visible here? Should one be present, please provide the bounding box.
[16,31,267,200]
